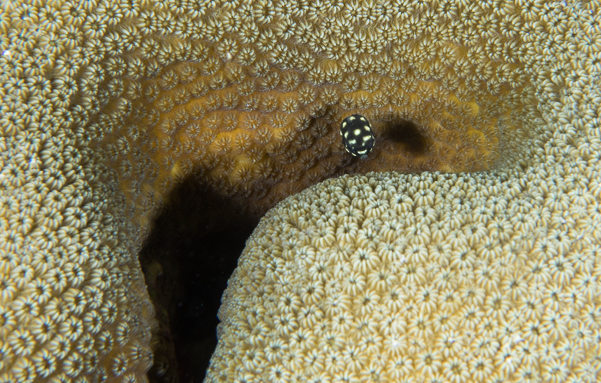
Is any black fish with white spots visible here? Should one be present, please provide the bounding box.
[340,114,375,158]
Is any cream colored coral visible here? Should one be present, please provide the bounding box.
[0,0,157,381]
[210,165,601,382]
[1,0,600,381]
[206,1,601,382]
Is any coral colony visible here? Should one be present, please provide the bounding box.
[0,0,600,381]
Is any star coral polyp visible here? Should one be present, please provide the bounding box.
[1,0,600,381]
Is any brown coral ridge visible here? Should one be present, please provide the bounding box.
[106,46,521,218]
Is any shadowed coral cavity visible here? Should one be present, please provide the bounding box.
[90,0,539,222]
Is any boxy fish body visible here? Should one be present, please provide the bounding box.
[340,114,375,158]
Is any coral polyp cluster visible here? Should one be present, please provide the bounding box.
[97,0,535,218]
[0,0,600,381]
[210,171,601,382]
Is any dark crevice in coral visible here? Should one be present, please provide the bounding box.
[140,174,258,383]
[379,119,431,155]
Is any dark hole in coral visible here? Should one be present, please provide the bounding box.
[140,174,258,383]
[379,119,429,155]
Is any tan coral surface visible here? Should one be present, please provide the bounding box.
[204,0,601,382]
[0,0,600,381]
[210,170,601,382]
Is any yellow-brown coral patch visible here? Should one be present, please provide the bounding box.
[102,32,528,219]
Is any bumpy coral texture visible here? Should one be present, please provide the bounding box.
[207,2,601,383]
[37,0,537,220]
[114,0,535,215]
[0,1,162,382]
[212,171,601,383]
[0,0,599,381]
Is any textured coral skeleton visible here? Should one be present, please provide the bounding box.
[0,0,600,381]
